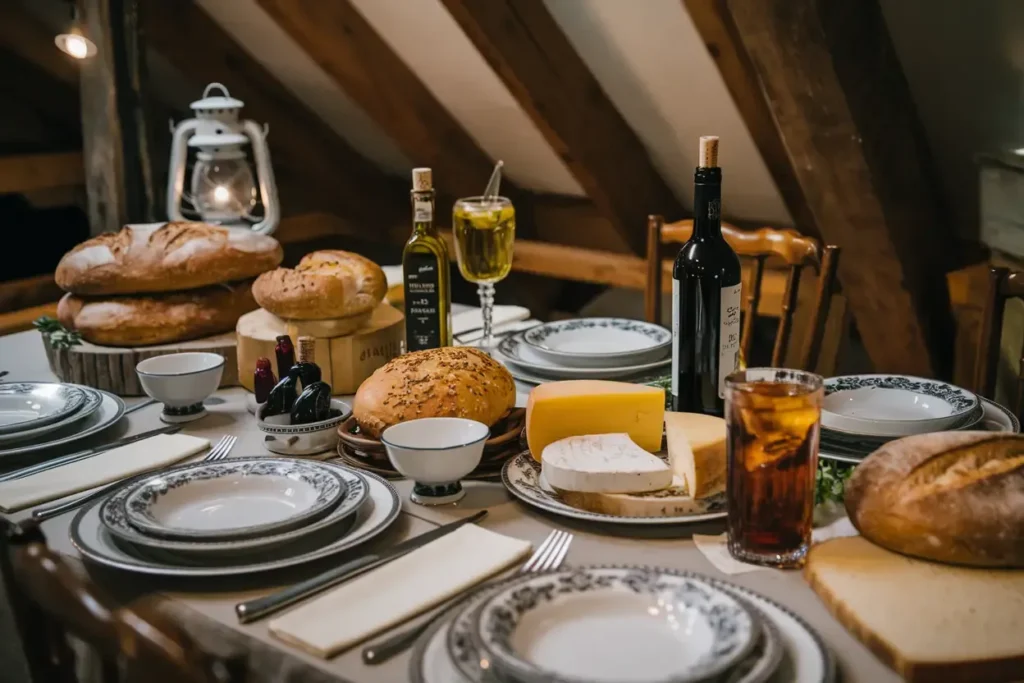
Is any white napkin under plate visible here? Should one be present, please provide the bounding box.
[269,524,532,657]
[0,433,210,512]
[452,305,531,339]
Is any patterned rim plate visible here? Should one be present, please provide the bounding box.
[508,363,668,387]
[501,453,726,526]
[821,400,984,444]
[0,387,124,458]
[0,382,86,434]
[521,318,671,368]
[471,567,757,683]
[496,333,670,380]
[411,566,834,683]
[123,458,346,541]
[822,375,979,437]
[84,464,380,565]
[0,385,103,446]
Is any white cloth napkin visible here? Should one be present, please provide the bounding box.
[269,524,532,658]
[0,433,210,512]
[452,305,531,339]
[694,513,859,575]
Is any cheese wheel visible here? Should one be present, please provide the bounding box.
[542,434,672,494]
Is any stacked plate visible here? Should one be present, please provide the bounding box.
[0,382,125,459]
[819,374,1020,464]
[410,565,836,683]
[495,318,671,384]
[70,456,401,577]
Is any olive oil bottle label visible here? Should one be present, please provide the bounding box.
[718,283,742,398]
[404,252,443,351]
[414,199,432,223]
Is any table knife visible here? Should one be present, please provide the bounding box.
[235,510,488,624]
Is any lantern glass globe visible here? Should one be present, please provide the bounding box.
[189,157,257,223]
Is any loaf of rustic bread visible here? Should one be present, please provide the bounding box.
[252,250,386,320]
[57,281,257,347]
[55,222,282,295]
[353,347,516,438]
[845,431,1024,567]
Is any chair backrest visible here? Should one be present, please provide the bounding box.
[0,520,240,683]
[974,266,1024,417]
[645,215,842,371]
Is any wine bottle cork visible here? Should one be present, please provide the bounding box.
[412,167,433,192]
[297,335,316,364]
[698,136,719,168]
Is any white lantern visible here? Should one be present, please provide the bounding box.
[167,83,279,235]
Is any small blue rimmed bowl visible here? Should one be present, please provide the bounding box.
[136,352,225,424]
[381,418,489,505]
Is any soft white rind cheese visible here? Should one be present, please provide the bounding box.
[541,433,672,493]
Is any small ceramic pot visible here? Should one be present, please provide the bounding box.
[381,417,489,505]
[257,399,351,456]
[135,353,225,424]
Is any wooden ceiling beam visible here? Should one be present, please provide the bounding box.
[0,2,80,87]
[439,0,683,255]
[0,152,84,195]
[720,0,955,376]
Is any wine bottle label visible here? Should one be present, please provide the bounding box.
[671,279,680,399]
[404,253,442,351]
[718,283,742,398]
[414,199,433,223]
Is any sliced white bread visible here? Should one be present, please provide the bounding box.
[805,536,1024,683]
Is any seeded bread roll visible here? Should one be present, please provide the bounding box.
[845,431,1024,567]
[252,250,386,321]
[353,347,516,438]
[55,222,282,295]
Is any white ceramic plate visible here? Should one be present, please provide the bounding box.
[0,386,103,446]
[822,375,979,437]
[123,458,346,541]
[72,465,398,576]
[98,464,369,558]
[496,333,670,380]
[0,388,124,459]
[0,382,86,434]
[521,318,671,368]
[821,400,984,445]
[502,452,725,526]
[471,567,756,683]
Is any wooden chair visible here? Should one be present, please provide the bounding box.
[645,216,842,371]
[0,519,242,683]
[974,266,1024,416]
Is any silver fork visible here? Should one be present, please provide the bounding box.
[362,529,574,665]
[30,434,237,523]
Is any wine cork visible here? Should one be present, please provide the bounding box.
[698,136,719,168]
[297,336,316,364]
[412,167,433,192]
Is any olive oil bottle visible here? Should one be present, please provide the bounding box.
[403,167,453,351]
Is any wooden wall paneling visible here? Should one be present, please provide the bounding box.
[0,48,81,152]
[142,0,408,239]
[439,0,683,255]
[721,0,956,377]
[0,152,85,196]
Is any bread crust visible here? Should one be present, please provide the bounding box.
[845,431,1024,567]
[55,222,282,295]
[353,347,516,438]
[57,281,257,347]
[252,250,386,320]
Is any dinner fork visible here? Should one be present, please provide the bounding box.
[362,529,574,665]
[30,434,237,523]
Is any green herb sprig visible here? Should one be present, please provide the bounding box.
[33,316,82,349]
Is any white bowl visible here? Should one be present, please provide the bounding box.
[381,418,489,505]
[257,399,351,456]
[136,353,225,423]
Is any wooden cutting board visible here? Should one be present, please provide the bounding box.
[41,332,239,396]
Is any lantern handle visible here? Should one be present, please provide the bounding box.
[242,119,279,235]
[202,82,232,100]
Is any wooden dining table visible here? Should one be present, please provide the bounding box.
[0,320,900,683]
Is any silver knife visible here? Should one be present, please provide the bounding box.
[0,425,182,483]
[235,510,488,624]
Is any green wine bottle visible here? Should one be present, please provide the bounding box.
[403,167,452,351]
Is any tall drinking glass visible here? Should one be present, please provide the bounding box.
[724,368,823,568]
[452,196,515,351]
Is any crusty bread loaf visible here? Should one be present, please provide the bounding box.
[58,281,257,347]
[353,347,515,438]
[845,431,1024,567]
[806,536,1024,683]
[252,250,386,320]
[56,222,282,295]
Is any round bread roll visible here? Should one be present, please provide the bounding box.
[57,280,257,347]
[845,431,1024,567]
[56,222,282,295]
[353,347,516,438]
[252,250,386,320]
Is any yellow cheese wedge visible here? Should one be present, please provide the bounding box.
[526,381,665,461]
[664,412,727,499]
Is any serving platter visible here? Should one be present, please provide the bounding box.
[495,333,670,380]
[0,387,124,459]
[521,318,671,368]
[0,382,86,434]
[0,385,103,446]
[502,453,726,526]
[74,465,396,576]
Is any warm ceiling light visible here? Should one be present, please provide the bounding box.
[55,30,97,59]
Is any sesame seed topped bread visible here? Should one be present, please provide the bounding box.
[252,250,387,320]
[353,347,516,438]
[55,222,282,295]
